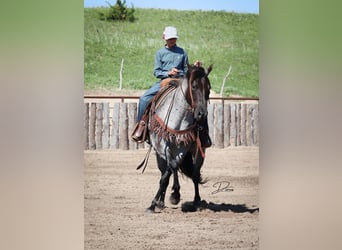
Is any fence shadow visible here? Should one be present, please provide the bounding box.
[181,200,259,213]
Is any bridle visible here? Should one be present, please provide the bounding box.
[181,67,210,113]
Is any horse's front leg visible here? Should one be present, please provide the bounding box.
[146,168,171,213]
[169,169,180,205]
[146,155,171,213]
[167,148,187,206]
[192,151,205,207]
[192,168,201,206]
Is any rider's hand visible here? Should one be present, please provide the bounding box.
[168,68,179,76]
[194,60,202,67]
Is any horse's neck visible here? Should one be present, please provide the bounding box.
[154,80,194,130]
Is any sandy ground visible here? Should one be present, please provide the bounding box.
[84,147,259,249]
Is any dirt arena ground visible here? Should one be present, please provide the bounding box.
[84,147,259,249]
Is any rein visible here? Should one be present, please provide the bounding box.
[187,73,195,108]
[150,76,206,159]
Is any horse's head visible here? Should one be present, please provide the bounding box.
[186,63,213,121]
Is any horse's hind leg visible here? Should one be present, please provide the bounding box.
[180,154,205,212]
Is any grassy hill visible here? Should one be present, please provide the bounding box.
[84,8,258,97]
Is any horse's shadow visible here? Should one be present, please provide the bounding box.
[181,200,259,213]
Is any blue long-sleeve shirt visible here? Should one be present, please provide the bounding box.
[154,45,189,80]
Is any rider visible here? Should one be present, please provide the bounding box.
[131,26,212,148]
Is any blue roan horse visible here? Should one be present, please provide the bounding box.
[143,64,213,213]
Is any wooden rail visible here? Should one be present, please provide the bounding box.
[84,95,259,103]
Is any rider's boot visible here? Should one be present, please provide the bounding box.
[131,120,147,143]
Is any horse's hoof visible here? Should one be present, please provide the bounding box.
[181,201,197,212]
[156,201,166,210]
[199,200,208,209]
[181,200,207,212]
[169,192,180,205]
[145,206,156,213]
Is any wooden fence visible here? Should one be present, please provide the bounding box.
[84,101,259,150]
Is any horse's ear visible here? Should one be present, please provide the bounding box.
[207,64,213,75]
[186,63,192,77]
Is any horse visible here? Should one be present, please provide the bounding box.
[143,64,213,213]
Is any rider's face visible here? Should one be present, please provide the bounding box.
[165,38,177,48]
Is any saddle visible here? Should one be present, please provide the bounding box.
[160,77,177,88]
[131,79,180,143]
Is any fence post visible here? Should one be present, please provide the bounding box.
[95,103,103,149]
[84,103,89,150]
[103,103,110,149]
[240,104,247,146]
[208,103,214,146]
[223,103,231,147]
[252,104,259,146]
[214,103,224,148]
[230,103,237,146]
[111,103,120,149]
[89,103,96,150]
[246,104,253,146]
[236,104,241,146]
[119,103,128,150]
[128,103,138,150]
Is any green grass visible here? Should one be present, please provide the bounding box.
[84,8,258,97]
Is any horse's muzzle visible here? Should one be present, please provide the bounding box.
[194,109,208,121]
